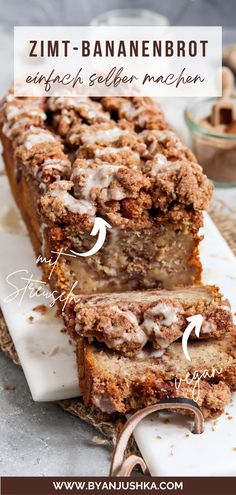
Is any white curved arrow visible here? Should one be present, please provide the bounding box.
[70,217,112,257]
[182,314,204,362]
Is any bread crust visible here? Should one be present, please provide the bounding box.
[78,333,236,418]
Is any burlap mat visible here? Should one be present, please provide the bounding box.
[0,196,236,447]
[209,197,236,256]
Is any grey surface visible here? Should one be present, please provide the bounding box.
[0,0,236,478]
[0,352,112,476]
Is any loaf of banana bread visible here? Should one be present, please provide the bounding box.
[3,91,233,422]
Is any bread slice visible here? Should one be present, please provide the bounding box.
[77,332,236,419]
[73,286,233,356]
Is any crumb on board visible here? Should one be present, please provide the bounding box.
[4,383,16,391]
[91,436,110,446]
[227,416,233,420]
[41,347,60,357]
[211,427,215,431]
[185,433,190,438]
[33,304,47,314]
[28,316,34,323]
[233,448,236,452]
[47,346,60,357]
[60,328,67,333]
[162,418,170,424]
[156,435,162,440]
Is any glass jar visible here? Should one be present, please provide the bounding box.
[184,98,236,187]
[90,8,169,27]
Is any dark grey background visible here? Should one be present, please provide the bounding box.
[0,0,236,26]
[0,0,235,92]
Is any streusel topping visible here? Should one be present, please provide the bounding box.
[0,93,213,228]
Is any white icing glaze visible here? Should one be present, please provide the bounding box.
[137,347,165,359]
[147,303,178,326]
[141,318,161,336]
[151,154,168,175]
[50,184,96,216]
[3,117,29,137]
[107,306,148,348]
[6,94,15,102]
[141,303,178,348]
[122,101,145,118]
[201,320,217,334]
[43,158,69,167]
[6,103,46,121]
[140,317,169,348]
[43,163,66,172]
[150,129,175,141]
[35,159,70,179]
[95,146,138,158]
[49,96,109,122]
[82,127,128,145]
[73,164,126,202]
[151,157,182,176]
[24,130,57,150]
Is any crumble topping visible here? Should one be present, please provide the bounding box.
[33,157,71,182]
[0,95,46,140]
[71,157,150,207]
[77,143,141,168]
[23,126,58,150]
[148,160,213,212]
[101,96,167,130]
[0,93,213,229]
[48,96,110,124]
[40,180,95,227]
[141,129,197,162]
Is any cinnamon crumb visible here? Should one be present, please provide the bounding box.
[4,383,16,391]
[47,346,60,357]
[28,316,34,323]
[227,416,233,420]
[33,304,47,314]
[91,436,110,446]
[233,448,236,452]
